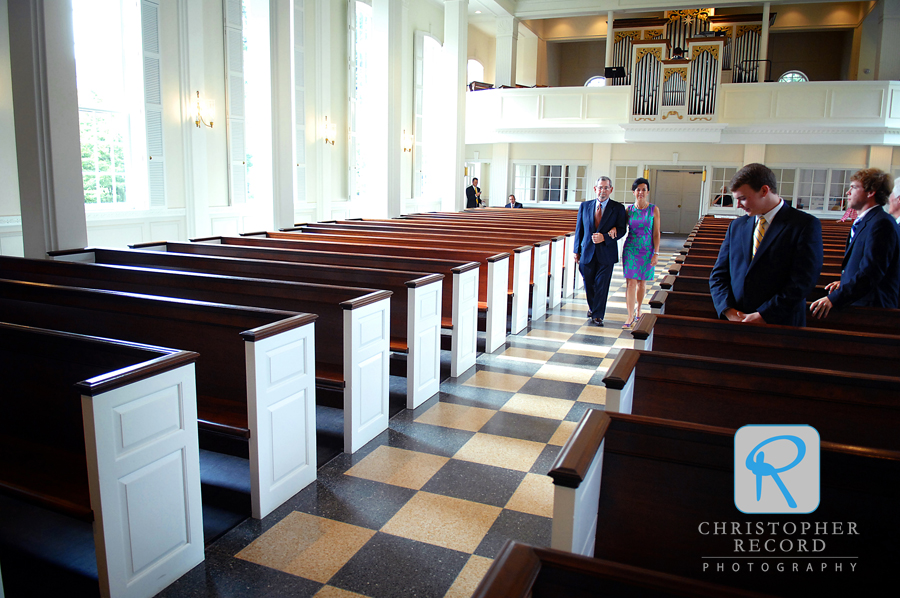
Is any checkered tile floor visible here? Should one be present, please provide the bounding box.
[157,249,678,598]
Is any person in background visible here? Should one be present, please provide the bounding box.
[810,168,900,318]
[888,178,900,225]
[466,178,481,208]
[671,47,685,59]
[622,178,661,328]
[506,194,523,208]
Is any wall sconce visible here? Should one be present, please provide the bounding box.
[402,130,414,153]
[323,116,336,145]
[194,91,214,128]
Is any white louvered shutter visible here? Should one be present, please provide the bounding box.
[413,31,425,199]
[142,0,165,208]
[347,0,357,201]
[294,0,305,205]
[225,0,247,204]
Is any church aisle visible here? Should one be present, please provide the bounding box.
[156,252,677,598]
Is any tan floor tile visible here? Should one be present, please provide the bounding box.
[236,512,374,583]
[500,393,574,420]
[544,314,589,325]
[453,433,546,472]
[444,555,495,598]
[598,358,616,373]
[534,363,595,385]
[525,329,572,342]
[462,370,531,392]
[505,473,554,518]
[382,492,501,554]
[344,445,449,490]
[497,347,555,364]
[558,342,611,358]
[415,402,497,433]
[577,385,607,405]
[549,420,579,446]
[575,325,627,338]
[315,587,369,598]
[612,338,634,349]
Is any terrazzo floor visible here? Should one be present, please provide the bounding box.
[155,239,681,598]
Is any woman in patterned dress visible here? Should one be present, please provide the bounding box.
[622,178,661,328]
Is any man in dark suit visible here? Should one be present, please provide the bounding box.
[466,178,481,208]
[573,176,628,326]
[810,168,900,318]
[709,163,823,327]
[505,194,523,208]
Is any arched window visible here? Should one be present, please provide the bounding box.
[778,70,809,83]
[467,59,484,84]
[585,76,607,87]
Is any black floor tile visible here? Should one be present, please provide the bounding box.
[564,401,604,423]
[387,419,476,458]
[329,533,469,598]
[288,475,416,531]
[589,370,608,386]
[474,510,553,559]
[479,411,560,444]
[529,444,563,475]
[437,385,514,410]
[518,378,587,401]
[422,459,526,507]
[475,359,543,377]
[547,352,604,369]
[528,321,583,333]
[156,554,324,598]
[566,333,620,347]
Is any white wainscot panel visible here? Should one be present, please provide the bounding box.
[211,217,241,236]
[501,95,540,122]
[331,204,350,220]
[722,89,772,121]
[149,220,182,241]
[294,208,317,225]
[542,94,583,120]
[775,89,827,119]
[831,89,884,119]
[890,89,900,120]
[585,93,629,121]
[0,232,24,256]
[87,223,145,248]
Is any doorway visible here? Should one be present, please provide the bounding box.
[651,168,703,234]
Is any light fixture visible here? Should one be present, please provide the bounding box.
[402,130,414,153]
[194,91,214,128]
[475,10,481,14]
[323,116,336,146]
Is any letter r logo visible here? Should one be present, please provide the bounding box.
[735,425,820,514]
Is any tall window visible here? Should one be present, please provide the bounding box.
[467,59,484,84]
[350,1,374,203]
[513,163,588,203]
[73,0,147,208]
[613,165,639,204]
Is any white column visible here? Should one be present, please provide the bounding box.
[876,0,900,80]
[8,0,87,257]
[759,2,770,81]
[443,0,467,212]
[605,11,614,68]
[495,16,518,87]
[314,0,332,222]
[490,143,510,206]
[370,0,403,218]
[271,0,296,229]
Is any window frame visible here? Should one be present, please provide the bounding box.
[511,161,590,204]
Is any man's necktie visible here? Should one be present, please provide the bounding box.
[850,220,860,243]
[594,201,602,229]
[752,215,767,258]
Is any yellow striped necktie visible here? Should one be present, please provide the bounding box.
[752,215,768,258]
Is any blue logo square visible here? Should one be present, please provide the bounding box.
[734,425,820,514]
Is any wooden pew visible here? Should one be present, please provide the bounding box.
[600,347,900,450]
[0,278,321,519]
[35,250,440,409]
[187,235,512,355]
[472,541,771,598]
[549,411,898,596]
[268,229,550,330]
[117,242,481,376]
[0,323,203,598]
[659,274,828,302]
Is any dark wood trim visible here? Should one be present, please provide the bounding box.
[129,241,169,249]
[612,17,668,28]
[451,261,481,274]
[199,420,251,439]
[487,252,510,263]
[514,245,532,254]
[280,226,306,231]
[76,350,200,396]
[708,13,766,24]
[662,59,690,65]
[631,313,655,340]
[188,236,223,243]
[650,290,668,309]
[602,349,641,390]
[685,36,725,45]
[668,263,681,275]
[47,247,91,257]
[239,231,268,237]
[552,235,565,242]
[548,410,609,488]
[239,313,318,342]
[632,39,669,46]
[405,273,445,288]
[565,232,575,238]
[534,240,551,248]
[340,290,393,311]
[659,275,676,289]
[471,541,541,598]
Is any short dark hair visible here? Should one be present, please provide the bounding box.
[851,168,892,206]
[730,163,777,194]
[632,177,650,192]
[472,178,478,183]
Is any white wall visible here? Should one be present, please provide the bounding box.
[516,28,538,86]
[467,24,495,84]
[765,144,868,166]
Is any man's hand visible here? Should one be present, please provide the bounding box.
[824,281,840,293]
[741,312,766,324]
[574,253,580,264]
[608,227,617,240]
[723,308,746,322]
[591,232,602,244]
[810,296,833,319]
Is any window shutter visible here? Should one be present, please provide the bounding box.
[295,0,305,205]
[347,0,357,201]
[141,0,165,208]
[224,0,246,204]
[413,31,424,199]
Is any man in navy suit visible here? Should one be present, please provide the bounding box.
[573,176,628,325]
[810,168,900,318]
[710,163,823,327]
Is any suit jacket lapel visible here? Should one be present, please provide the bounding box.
[597,200,613,231]
[843,209,874,266]
[747,208,787,269]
